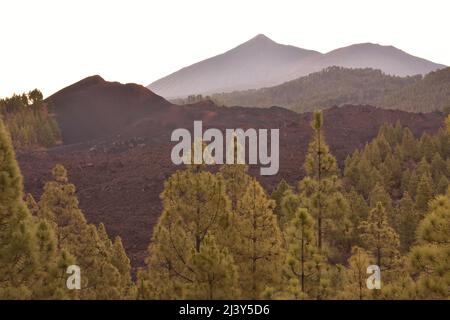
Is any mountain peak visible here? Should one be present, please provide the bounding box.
[47,75,106,98]
[330,42,403,54]
[251,33,272,41]
[245,33,275,45]
[78,75,105,85]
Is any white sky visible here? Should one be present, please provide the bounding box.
[1,0,449,98]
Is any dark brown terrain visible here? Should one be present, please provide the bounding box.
[17,76,445,271]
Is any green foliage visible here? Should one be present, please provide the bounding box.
[220,164,252,211]
[394,192,421,252]
[409,188,450,299]
[0,120,67,299]
[137,114,447,301]
[0,119,40,298]
[37,165,133,299]
[279,189,301,230]
[283,208,317,296]
[2,107,449,300]
[137,167,233,299]
[227,178,284,299]
[359,202,401,274]
[344,121,449,231]
[212,67,421,112]
[380,68,450,112]
[0,90,60,149]
[184,235,240,299]
[299,111,352,261]
[270,179,291,221]
[213,67,450,113]
[339,246,374,300]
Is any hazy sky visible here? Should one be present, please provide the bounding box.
[1,0,449,98]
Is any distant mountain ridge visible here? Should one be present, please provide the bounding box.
[211,66,450,113]
[147,34,445,98]
[148,34,321,98]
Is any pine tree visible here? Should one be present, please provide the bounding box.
[25,193,39,217]
[306,111,330,249]
[340,246,373,300]
[31,219,75,299]
[407,169,419,198]
[0,120,70,299]
[138,167,232,299]
[415,173,433,212]
[368,140,382,166]
[436,175,449,195]
[357,156,378,198]
[344,150,381,199]
[38,165,129,299]
[219,134,251,211]
[409,188,450,299]
[379,275,417,299]
[400,169,412,196]
[184,235,240,299]
[430,153,447,184]
[97,223,135,298]
[345,189,369,246]
[271,179,291,220]
[419,133,436,162]
[228,178,284,299]
[415,157,432,180]
[111,236,135,299]
[324,191,353,262]
[284,208,316,295]
[0,120,40,298]
[220,163,251,212]
[401,128,419,161]
[359,202,401,274]
[435,127,450,161]
[369,183,392,212]
[279,189,301,230]
[300,111,340,250]
[394,192,420,252]
[306,252,334,300]
[375,133,392,163]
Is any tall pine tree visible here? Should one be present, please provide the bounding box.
[409,188,450,299]
[138,166,234,299]
[227,177,284,299]
[359,202,401,275]
[0,120,61,299]
[37,165,131,299]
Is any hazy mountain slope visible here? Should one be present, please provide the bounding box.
[147,34,321,98]
[213,67,450,113]
[380,67,450,112]
[212,67,422,112]
[300,43,446,78]
[147,35,444,99]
